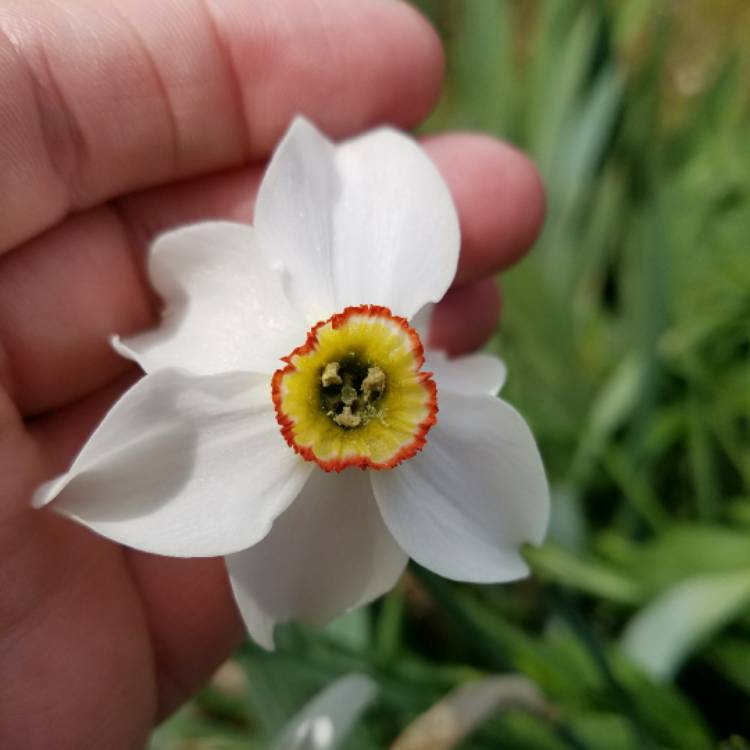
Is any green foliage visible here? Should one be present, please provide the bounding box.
[154,1,750,747]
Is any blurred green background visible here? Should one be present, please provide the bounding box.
[152,1,750,747]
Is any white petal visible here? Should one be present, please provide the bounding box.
[33,369,312,556]
[409,303,435,343]
[427,350,507,397]
[227,468,407,649]
[254,119,339,325]
[372,393,549,583]
[115,222,307,375]
[330,127,459,318]
[255,117,460,324]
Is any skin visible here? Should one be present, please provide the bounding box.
[0,1,545,747]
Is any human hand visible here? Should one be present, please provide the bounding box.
[0,1,544,747]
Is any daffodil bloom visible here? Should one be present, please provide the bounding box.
[34,118,549,648]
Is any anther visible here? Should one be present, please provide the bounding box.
[321,362,342,387]
[361,367,386,399]
[334,406,362,428]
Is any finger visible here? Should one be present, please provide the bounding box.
[0,0,443,251]
[0,208,155,413]
[3,134,541,416]
[422,133,545,285]
[0,383,156,748]
[0,511,157,749]
[430,278,502,356]
[124,552,243,719]
[26,371,141,476]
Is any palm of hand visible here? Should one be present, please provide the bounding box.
[0,1,544,747]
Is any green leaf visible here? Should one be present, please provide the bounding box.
[526,544,644,605]
[621,525,750,594]
[705,635,750,695]
[571,355,644,482]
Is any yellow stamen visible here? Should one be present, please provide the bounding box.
[272,305,438,471]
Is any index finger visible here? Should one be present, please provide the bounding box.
[0,0,442,252]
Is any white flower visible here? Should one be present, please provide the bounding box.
[33,118,549,648]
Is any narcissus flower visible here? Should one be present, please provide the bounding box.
[34,118,549,648]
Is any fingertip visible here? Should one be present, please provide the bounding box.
[507,145,547,250]
[220,0,447,153]
[335,0,446,130]
[424,133,546,284]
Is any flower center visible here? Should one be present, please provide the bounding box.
[272,305,437,471]
[320,359,386,429]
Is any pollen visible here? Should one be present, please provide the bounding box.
[321,362,342,387]
[320,361,387,429]
[272,305,438,471]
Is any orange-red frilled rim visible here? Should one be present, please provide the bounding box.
[272,305,438,472]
